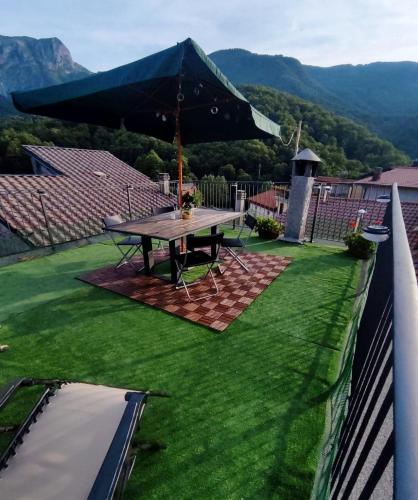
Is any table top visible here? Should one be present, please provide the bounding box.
[107,208,241,241]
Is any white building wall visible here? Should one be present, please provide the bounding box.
[248,203,275,218]
[362,185,418,202]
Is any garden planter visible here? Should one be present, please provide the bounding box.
[182,208,193,220]
[258,228,280,240]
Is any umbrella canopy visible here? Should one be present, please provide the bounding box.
[12,38,281,202]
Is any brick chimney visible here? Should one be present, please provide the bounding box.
[372,167,383,181]
[284,148,322,243]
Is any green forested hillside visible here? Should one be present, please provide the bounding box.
[0,85,409,180]
[211,49,418,156]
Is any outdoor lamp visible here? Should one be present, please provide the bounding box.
[361,224,390,243]
[376,194,391,203]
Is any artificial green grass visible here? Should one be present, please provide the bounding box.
[0,236,360,499]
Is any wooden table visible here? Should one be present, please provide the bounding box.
[107,208,241,283]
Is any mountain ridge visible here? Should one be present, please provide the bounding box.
[0,35,91,100]
[210,48,418,155]
[0,34,415,164]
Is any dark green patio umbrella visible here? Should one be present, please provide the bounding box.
[12,38,281,204]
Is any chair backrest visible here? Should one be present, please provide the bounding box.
[152,206,175,216]
[187,232,224,253]
[245,213,258,230]
[103,214,124,228]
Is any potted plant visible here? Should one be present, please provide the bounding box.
[256,216,284,240]
[181,189,201,219]
[343,231,375,259]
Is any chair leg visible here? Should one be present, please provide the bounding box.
[115,245,142,269]
[175,263,192,301]
[176,262,220,302]
[224,247,250,272]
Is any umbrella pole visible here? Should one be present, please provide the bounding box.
[176,108,183,209]
[175,105,186,253]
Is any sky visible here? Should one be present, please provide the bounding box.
[1,0,418,72]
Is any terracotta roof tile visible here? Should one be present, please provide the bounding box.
[355,167,418,188]
[0,146,173,246]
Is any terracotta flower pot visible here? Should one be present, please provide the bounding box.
[258,228,280,240]
[182,208,193,220]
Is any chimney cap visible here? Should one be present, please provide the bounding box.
[292,148,322,163]
[372,167,383,181]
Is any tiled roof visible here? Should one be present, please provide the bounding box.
[0,146,173,247]
[248,189,278,211]
[355,167,418,188]
[248,188,288,211]
[276,194,418,279]
[315,176,353,184]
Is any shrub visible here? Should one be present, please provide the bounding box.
[343,232,375,259]
[256,216,284,240]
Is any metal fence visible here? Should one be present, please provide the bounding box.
[312,183,418,499]
[307,183,389,243]
[169,180,289,212]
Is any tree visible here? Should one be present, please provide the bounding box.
[218,163,235,180]
[236,169,252,181]
[135,149,164,179]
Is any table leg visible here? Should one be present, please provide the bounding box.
[142,236,154,275]
[169,240,178,284]
[211,225,218,259]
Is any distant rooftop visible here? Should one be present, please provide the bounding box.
[355,167,418,188]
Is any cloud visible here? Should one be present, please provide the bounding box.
[1,0,418,70]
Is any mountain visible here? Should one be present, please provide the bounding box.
[0,36,411,176]
[0,35,90,100]
[210,49,418,156]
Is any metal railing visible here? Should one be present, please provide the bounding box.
[392,183,418,499]
[169,180,289,212]
[312,183,418,499]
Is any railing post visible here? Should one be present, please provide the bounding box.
[37,189,54,249]
[230,183,237,208]
[310,184,322,243]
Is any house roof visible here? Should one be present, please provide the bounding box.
[315,176,353,184]
[354,167,418,188]
[0,146,173,247]
[248,188,288,211]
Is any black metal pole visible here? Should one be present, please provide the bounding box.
[310,184,322,243]
[126,185,133,220]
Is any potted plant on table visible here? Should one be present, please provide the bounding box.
[181,189,202,219]
[256,216,284,240]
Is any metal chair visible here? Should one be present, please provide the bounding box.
[0,378,168,500]
[175,232,224,301]
[103,214,143,269]
[221,213,257,272]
